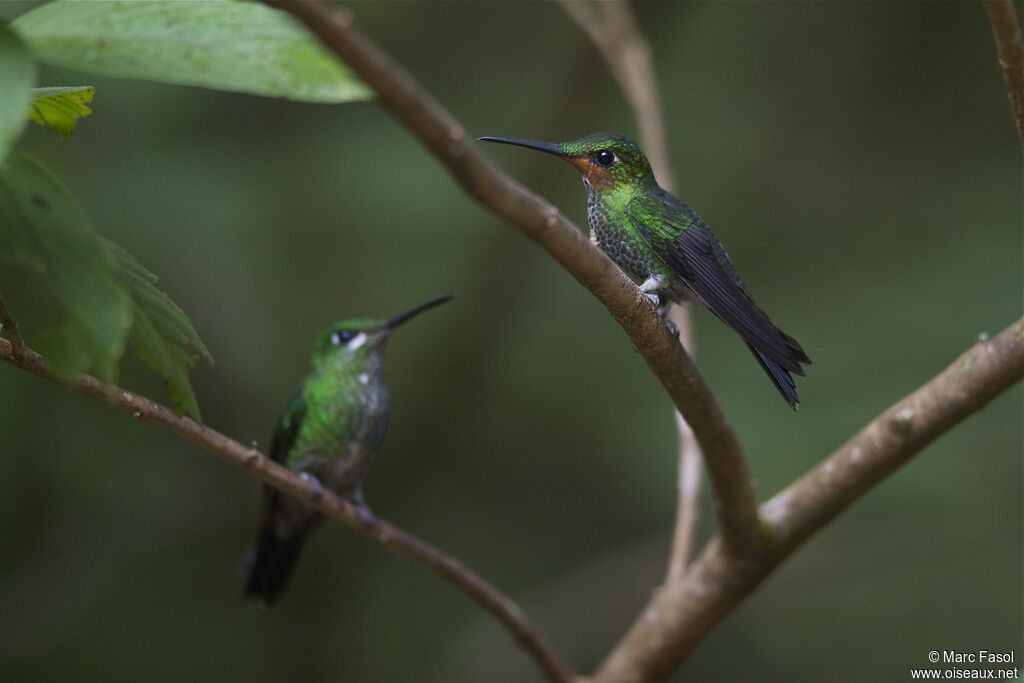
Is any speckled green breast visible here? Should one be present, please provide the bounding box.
[289,360,389,494]
[586,191,669,285]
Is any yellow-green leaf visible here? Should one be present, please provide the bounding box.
[27,85,94,138]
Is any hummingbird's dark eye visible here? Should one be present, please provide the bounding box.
[593,150,616,167]
[330,329,356,346]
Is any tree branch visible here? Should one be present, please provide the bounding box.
[764,323,1024,550]
[667,411,701,578]
[0,295,28,360]
[594,318,1024,683]
[558,0,705,582]
[263,0,761,552]
[983,0,1024,148]
[0,335,575,683]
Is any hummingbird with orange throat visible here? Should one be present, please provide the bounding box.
[480,132,810,409]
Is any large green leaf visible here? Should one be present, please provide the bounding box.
[12,0,372,103]
[0,22,35,163]
[28,85,94,138]
[0,151,131,381]
[0,153,212,417]
[106,239,211,421]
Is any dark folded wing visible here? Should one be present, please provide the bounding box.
[246,387,316,605]
[270,387,307,466]
[626,193,809,374]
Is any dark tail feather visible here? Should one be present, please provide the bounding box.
[749,345,801,411]
[244,513,322,606]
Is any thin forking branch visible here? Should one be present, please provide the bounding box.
[595,318,1024,683]
[983,0,1024,148]
[0,332,575,683]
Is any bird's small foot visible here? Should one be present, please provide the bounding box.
[664,320,679,337]
[643,293,674,321]
[300,472,324,499]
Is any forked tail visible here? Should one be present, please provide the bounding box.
[748,345,802,410]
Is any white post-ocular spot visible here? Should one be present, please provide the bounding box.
[347,332,368,351]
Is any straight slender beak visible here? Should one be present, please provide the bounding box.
[385,295,454,331]
[478,136,566,157]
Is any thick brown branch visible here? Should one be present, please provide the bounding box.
[0,336,574,683]
[263,0,760,551]
[595,318,1024,683]
[984,0,1024,148]
[763,322,1024,550]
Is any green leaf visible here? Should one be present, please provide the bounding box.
[27,85,95,138]
[0,153,212,417]
[12,0,372,103]
[0,22,35,163]
[0,151,131,381]
[106,239,212,421]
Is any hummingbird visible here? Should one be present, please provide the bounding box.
[479,132,810,409]
[244,295,454,605]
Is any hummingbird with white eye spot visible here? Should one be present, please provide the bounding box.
[243,295,454,605]
[479,132,810,409]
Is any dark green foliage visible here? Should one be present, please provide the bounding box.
[0,0,381,420]
[0,152,211,418]
[106,239,212,420]
[0,151,131,381]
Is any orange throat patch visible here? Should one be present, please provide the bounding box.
[565,157,614,190]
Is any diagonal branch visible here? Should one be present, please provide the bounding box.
[0,335,575,683]
[263,0,761,553]
[983,0,1024,148]
[0,295,28,359]
[558,0,704,581]
[594,318,1024,683]
[764,324,1023,550]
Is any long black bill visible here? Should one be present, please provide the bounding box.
[478,136,566,157]
[385,295,454,330]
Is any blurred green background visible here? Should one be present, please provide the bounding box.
[1,2,1021,682]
